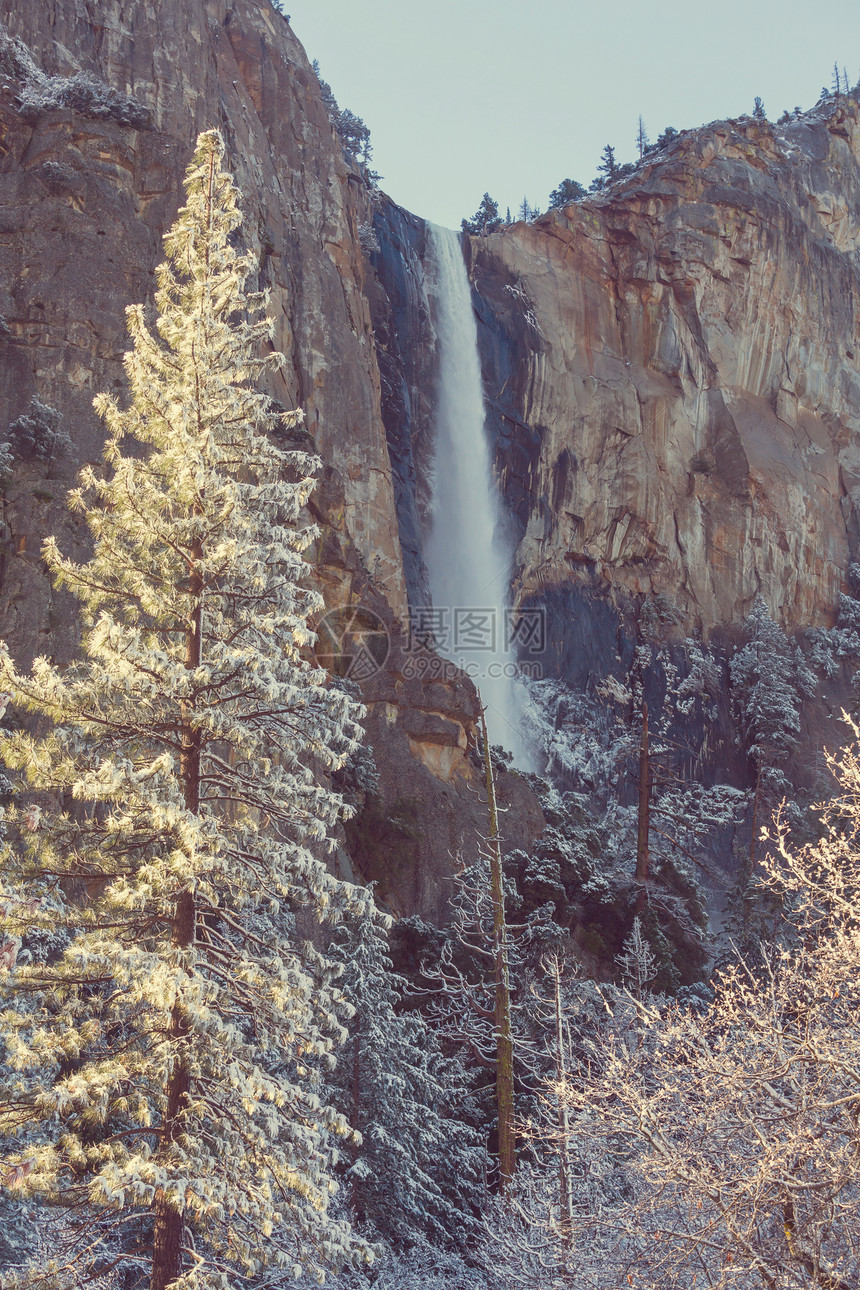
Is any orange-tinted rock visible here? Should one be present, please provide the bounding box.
[471,106,860,637]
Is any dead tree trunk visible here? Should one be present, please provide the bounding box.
[549,954,573,1241]
[481,709,516,1193]
[635,701,650,908]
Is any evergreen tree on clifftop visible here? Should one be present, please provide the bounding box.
[462,192,503,236]
[548,178,586,209]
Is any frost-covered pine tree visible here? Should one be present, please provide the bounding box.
[615,915,658,1001]
[328,914,484,1250]
[730,594,813,943]
[0,130,374,1290]
[730,595,807,802]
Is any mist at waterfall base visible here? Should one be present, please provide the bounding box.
[423,225,538,772]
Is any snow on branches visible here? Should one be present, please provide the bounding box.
[537,732,860,1289]
[0,130,375,1289]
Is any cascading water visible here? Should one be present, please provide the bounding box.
[424,224,536,769]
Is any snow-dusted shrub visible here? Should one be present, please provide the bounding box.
[358,220,380,256]
[299,1241,491,1290]
[311,58,375,175]
[808,564,860,680]
[4,397,70,464]
[0,25,41,85]
[18,71,151,128]
[0,22,151,129]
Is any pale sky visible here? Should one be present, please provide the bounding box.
[285,0,860,229]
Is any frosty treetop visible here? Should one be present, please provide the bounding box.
[0,129,373,1290]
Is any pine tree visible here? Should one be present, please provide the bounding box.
[635,115,649,158]
[596,144,619,182]
[0,130,375,1289]
[729,594,812,946]
[481,711,516,1194]
[730,595,808,809]
[653,125,679,150]
[615,915,658,1000]
[547,178,586,209]
[416,711,520,1195]
[328,914,484,1249]
[461,193,503,236]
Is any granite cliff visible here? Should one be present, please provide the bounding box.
[1,0,859,910]
[370,102,860,797]
[474,106,860,640]
[0,0,542,920]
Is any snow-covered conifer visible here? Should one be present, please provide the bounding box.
[0,130,374,1290]
[614,915,657,1001]
[730,594,805,800]
[730,594,810,943]
[328,914,484,1249]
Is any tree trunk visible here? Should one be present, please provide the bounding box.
[349,1037,362,1223]
[481,709,515,1193]
[151,996,192,1290]
[151,967,193,1290]
[635,701,650,895]
[152,1185,186,1290]
[551,956,573,1241]
[743,760,761,944]
[152,559,203,1289]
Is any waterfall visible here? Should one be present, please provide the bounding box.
[424,224,536,770]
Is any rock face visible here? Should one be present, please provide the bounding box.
[0,0,543,922]
[4,0,860,909]
[0,0,406,630]
[364,199,437,608]
[470,107,860,640]
[365,105,860,804]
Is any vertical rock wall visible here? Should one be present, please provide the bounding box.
[0,0,406,648]
[0,0,545,921]
[469,106,860,640]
